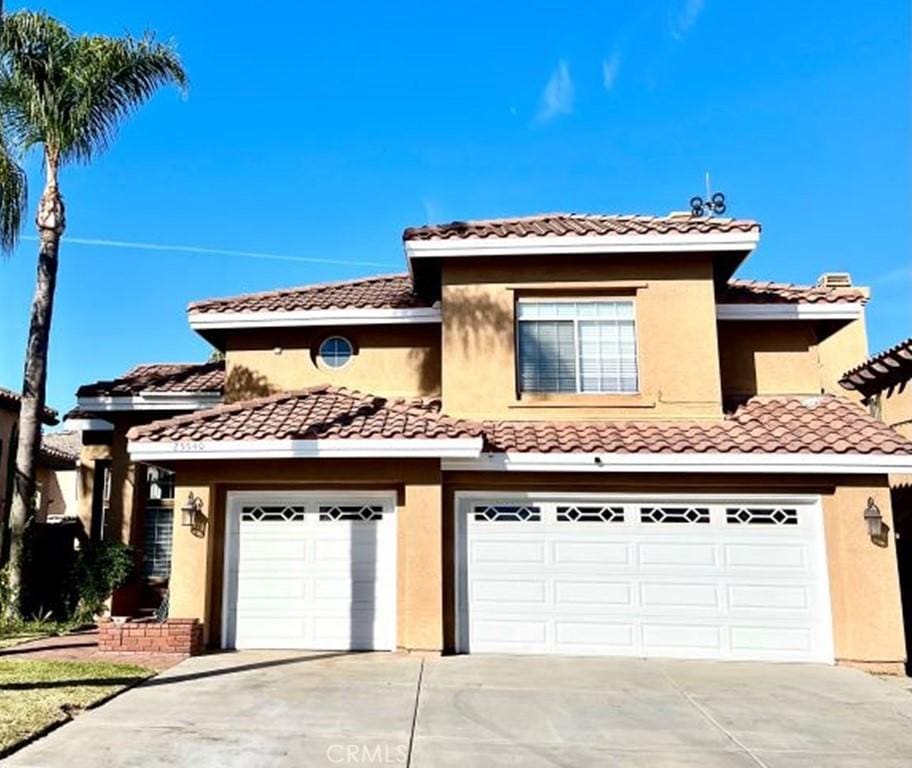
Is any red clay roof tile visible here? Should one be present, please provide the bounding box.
[403,213,760,241]
[127,386,481,443]
[127,389,912,457]
[0,386,59,424]
[720,279,868,305]
[188,274,429,314]
[77,361,225,397]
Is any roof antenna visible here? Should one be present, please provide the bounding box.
[690,172,726,217]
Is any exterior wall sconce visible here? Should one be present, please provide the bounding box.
[864,497,884,539]
[181,492,204,528]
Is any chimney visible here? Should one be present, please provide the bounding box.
[816,272,852,288]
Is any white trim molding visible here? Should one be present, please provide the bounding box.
[188,306,442,331]
[77,392,222,413]
[64,417,114,432]
[129,437,484,462]
[441,451,912,475]
[716,303,864,321]
[405,230,760,261]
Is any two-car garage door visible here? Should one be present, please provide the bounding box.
[456,495,834,662]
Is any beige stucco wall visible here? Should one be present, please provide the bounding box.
[168,458,444,651]
[224,324,440,402]
[881,381,912,441]
[35,465,77,520]
[718,321,822,397]
[440,254,724,421]
[823,478,905,666]
[818,313,868,397]
[162,459,904,665]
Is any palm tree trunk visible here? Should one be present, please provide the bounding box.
[7,150,65,603]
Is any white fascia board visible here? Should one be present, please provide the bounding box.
[129,437,484,462]
[716,303,864,321]
[441,451,912,475]
[188,307,441,331]
[64,417,114,432]
[405,230,760,260]
[77,392,222,412]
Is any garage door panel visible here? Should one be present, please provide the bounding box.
[725,543,808,569]
[460,497,833,663]
[554,541,629,565]
[471,540,546,564]
[555,621,635,649]
[727,584,810,611]
[226,494,395,651]
[640,582,721,609]
[638,542,718,567]
[555,580,632,607]
[730,626,813,654]
[472,579,548,604]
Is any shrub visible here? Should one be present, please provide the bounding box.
[71,541,135,623]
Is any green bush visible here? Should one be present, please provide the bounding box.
[71,541,135,623]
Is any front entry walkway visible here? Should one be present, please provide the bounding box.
[7,651,912,767]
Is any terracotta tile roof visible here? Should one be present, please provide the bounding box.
[0,386,58,424]
[77,361,225,398]
[720,279,868,305]
[128,388,911,458]
[840,337,912,398]
[403,213,760,241]
[188,273,430,314]
[127,386,482,443]
[39,431,80,465]
[483,396,911,455]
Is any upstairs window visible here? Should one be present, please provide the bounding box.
[517,300,638,394]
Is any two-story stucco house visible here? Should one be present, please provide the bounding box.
[71,213,912,671]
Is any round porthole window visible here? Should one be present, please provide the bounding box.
[318,336,353,369]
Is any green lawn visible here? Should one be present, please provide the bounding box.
[0,659,153,755]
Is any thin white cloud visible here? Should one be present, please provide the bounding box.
[23,235,395,268]
[602,51,622,91]
[421,199,442,225]
[537,59,574,122]
[670,0,705,41]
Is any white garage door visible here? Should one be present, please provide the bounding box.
[457,495,833,662]
[223,492,396,650]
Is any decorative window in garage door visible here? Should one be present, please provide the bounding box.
[240,505,306,522]
[640,506,709,524]
[319,505,384,522]
[726,507,798,525]
[473,505,542,522]
[557,505,624,523]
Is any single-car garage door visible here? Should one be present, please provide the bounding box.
[456,494,833,662]
[223,491,396,650]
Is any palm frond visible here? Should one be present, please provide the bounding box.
[0,128,26,255]
[0,11,187,164]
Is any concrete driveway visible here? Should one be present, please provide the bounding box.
[6,652,912,767]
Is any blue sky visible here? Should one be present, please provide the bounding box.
[0,0,909,415]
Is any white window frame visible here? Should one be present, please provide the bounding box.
[317,335,354,370]
[516,298,640,395]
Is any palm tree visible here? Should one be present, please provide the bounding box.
[0,11,187,598]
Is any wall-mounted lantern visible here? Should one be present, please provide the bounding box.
[863,497,884,539]
[181,492,204,528]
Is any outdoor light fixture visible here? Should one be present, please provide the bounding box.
[181,492,204,528]
[863,497,884,539]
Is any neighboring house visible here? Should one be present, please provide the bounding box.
[0,387,67,539]
[840,337,912,667]
[35,430,80,523]
[70,213,912,671]
[65,361,224,614]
